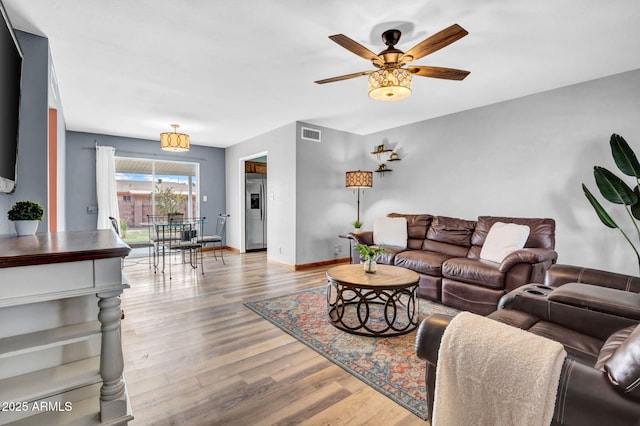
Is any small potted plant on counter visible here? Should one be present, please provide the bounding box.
[354,243,386,273]
[7,200,44,236]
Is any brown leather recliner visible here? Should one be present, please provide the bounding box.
[415,264,640,425]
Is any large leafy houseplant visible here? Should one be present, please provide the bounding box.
[582,134,640,271]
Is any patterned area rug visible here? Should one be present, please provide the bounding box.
[244,286,460,419]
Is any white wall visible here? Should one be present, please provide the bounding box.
[49,49,67,232]
[225,123,297,265]
[363,69,640,275]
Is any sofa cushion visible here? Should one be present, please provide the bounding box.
[374,216,407,248]
[528,321,603,366]
[422,239,470,257]
[545,264,640,291]
[471,216,556,249]
[372,245,406,265]
[394,250,454,276]
[426,216,476,246]
[388,213,432,250]
[480,222,530,263]
[442,257,505,289]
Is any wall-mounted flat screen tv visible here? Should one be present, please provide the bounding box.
[0,1,22,194]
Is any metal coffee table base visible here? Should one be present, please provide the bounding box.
[327,280,419,337]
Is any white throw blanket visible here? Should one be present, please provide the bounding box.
[432,311,566,426]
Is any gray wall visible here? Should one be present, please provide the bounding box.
[363,69,640,275]
[0,31,50,235]
[295,122,363,265]
[225,123,296,265]
[65,131,226,235]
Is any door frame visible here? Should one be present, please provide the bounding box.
[238,151,268,253]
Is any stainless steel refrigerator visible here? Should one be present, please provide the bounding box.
[245,173,267,251]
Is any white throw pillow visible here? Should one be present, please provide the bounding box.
[480,222,530,263]
[373,217,407,248]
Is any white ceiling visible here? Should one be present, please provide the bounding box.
[4,0,640,148]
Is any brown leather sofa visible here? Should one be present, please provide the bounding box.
[348,213,557,314]
[416,264,640,425]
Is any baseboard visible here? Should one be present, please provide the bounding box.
[200,246,232,253]
[233,250,349,270]
[294,257,350,270]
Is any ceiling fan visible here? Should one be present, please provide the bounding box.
[315,23,470,101]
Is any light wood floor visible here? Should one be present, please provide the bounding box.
[121,250,428,426]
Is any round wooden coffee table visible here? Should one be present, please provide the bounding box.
[326,264,420,337]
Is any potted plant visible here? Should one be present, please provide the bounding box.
[354,243,386,273]
[7,200,44,236]
[353,219,363,231]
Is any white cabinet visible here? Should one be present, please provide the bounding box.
[0,230,132,425]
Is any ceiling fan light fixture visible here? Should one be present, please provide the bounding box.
[160,124,190,152]
[368,68,412,101]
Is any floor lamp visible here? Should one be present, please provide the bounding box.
[345,170,373,224]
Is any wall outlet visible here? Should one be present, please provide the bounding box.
[87,205,98,214]
[334,245,342,255]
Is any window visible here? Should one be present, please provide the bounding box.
[114,157,199,246]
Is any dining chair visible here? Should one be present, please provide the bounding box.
[108,216,119,235]
[146,214,168,272]
[164,216,204,279]
[197,214,229,264]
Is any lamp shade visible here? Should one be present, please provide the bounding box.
[160,124,190,152]
[345,170,373,188]
[368,68,412,101]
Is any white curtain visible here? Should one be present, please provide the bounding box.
[96,145,120,232]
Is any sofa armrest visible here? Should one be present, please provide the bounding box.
[545,264,640,291]
[498,248,558,273]
[553,359,640,425]
[346,231,373,246]
[415,314,454,365]
[548,283,640,320]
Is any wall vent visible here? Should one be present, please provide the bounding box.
[301,127,321,142]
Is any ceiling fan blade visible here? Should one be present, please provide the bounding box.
[402,24,468,63]
[315,70,373,84]
[407,66,470,80]
[329,34,383,65]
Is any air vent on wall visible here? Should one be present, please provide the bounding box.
[301,127,321,142]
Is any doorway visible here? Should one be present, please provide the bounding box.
[245,156,267,251]
[240,153,268,253]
